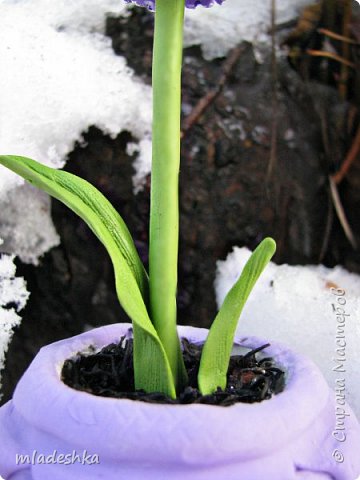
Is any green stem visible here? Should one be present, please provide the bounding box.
[149,0,187,391]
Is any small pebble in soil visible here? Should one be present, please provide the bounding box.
[61,337,285,406]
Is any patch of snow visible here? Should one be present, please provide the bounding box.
[0,239,29,397]
[0,185,60,265]
[215,247,360,419]
[3,0,129,34]
[0,1,152,198]
[129,138,153,194]
[184,0,313,60]
[0,0,152,260]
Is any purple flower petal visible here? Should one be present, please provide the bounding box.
[124,0,224,11]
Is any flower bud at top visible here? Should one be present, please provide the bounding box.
[124,0,224,11]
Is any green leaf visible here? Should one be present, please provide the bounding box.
[0,155,176,397]
[198,237,276,395]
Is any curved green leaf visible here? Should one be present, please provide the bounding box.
[0,155,148,300]
[0,154,176,397]
[198,237,276,395]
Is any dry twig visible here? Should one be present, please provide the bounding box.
[306,49,355,68]
[319,192,334,262]
[181,45,245,137]
[329,176,357,249]
[332,124,360,185]
[317,27,359,45]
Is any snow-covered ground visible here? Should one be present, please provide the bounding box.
[0,0,152,261]
[216,248,360,418]
[0,240,29,397]
[184,0,311,59]
[0,0,359,431]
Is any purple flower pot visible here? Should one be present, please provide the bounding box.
[1,323,359,480]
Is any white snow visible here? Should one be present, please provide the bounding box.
[0,185,60,264]
[215,247,360,419]
[0,0,152,260]
[5,0,129,34]
[184,0,313,60]
[127,138,153,194]
[0,0,152,198]
[0,239,29,396]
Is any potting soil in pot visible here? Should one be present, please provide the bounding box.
[61,337,285,406]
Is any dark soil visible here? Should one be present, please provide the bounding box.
[61,338,285,406]
[1,5,359,405]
